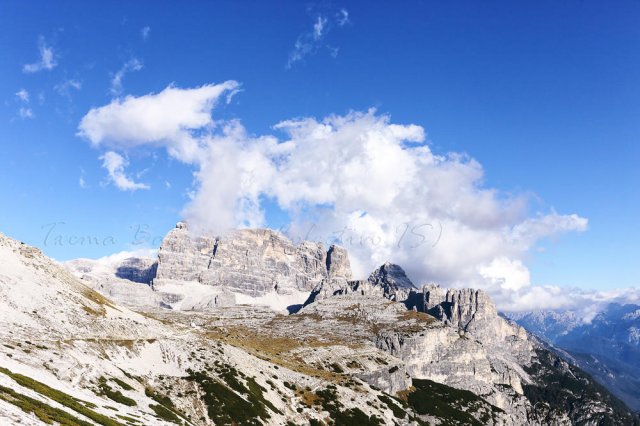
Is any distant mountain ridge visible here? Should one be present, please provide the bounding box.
[508,304,640,412]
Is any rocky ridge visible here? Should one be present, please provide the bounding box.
[2,231,457,426]
[56,225,640,425]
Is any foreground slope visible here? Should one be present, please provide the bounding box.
[66,223,640,425]
[2,231,515,425]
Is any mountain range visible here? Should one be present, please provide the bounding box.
[508,304,640,412]
[0,224,638,425]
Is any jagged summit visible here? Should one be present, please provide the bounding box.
[368,262,416,300]
[369,262,415,288]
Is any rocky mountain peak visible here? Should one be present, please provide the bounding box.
[154,223,353,308]
[326,244,352,280]
[369,262,415,288]
[367,262,415,301]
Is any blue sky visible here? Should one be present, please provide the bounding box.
[1,1,639,299]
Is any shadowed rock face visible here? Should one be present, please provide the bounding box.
[368,262,416,301]
[154,222,352,297]
[115,258,157,284]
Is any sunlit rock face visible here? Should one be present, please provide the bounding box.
[154,222,352,298]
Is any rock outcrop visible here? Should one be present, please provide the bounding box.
[304,262,416,305]
[65,255,162,307]
[368,262,416,301]
[154,223,352,300]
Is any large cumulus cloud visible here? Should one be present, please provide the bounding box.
[79,82,594,311]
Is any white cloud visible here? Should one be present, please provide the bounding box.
[79,175,87,189]
[79,82,240,163]
[87,248,157,265]
[478,257,531,292]
[110,58,143,96]
[336,9,349,26]
[55,79,82,96]
[23,37,57,73]
[100,151,149,191]
[502,286,640,319]
[64,248,158,277]
[15,89,29,103]
[19,107,34,119]
[287,9,349,68]
[313,16,327,40]
[15,89,34,119]
[327,45,339,58]
[78,84,590,311]
[141,26,151,40]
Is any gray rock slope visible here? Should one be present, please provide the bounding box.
[1,231,439,425]
[305,261,639,424]
[60,225,640,425]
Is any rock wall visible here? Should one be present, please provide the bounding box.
[155,222,352,297]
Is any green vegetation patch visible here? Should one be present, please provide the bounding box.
[150,403,182,424]
[329,363,344,373]
[377,394,406,419]
[406,378,503,426]
[145,386,175,409]
[185,363,280,425]
[98,377,136,407]
[0,366,123,426]
[111,378,134,391]
[315,385,383,426]
[144,385,189,424]
[0,383,98,426]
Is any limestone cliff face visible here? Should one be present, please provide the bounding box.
[410,284,498,330]
[326,245,352,280]
[407,284,533,355]
[374,290,534,418]
[155,222,352,298]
